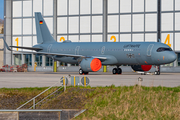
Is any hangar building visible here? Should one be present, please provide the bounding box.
[3,0,180,71]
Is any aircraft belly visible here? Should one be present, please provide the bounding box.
[54,57,78,64]
[101,55,118,65]
[135,53,155,65]
[118,51,154,65]
[117,52,138,65]
[135,55,143,64]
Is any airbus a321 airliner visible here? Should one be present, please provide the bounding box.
[3,12,177,75]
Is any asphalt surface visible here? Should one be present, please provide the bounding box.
[0,71,180,88]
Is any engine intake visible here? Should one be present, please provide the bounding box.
[131,65,152,72]
[80,58,102,72]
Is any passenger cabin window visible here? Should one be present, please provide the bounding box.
[157,47,172,52]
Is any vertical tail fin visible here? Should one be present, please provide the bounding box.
[35,12,56,44]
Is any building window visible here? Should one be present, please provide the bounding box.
[71,64,79,66]
[46,57,53,66]
[35,54,42,66]
[14,54,22,65]
[24,54,32,66]
[178,53,180,66]
[163,63,173,67]
[58,62,67,66]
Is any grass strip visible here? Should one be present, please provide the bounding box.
[1,85,180,119]
[74,85,180,120]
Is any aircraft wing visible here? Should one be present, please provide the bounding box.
[9,49,87,58]
[14,50,109,59]
[5,46,107,59]
[3,38,108,59]
[9,50,108,60]
[10,46,43,51]
[91,56,108,61]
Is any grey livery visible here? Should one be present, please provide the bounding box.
[4,13,177,75]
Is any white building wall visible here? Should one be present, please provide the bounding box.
[145,0,157,12]
[12,0,53,53]
[4,0,180,67]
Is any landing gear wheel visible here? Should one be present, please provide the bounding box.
[117,68,122,74]
[112,68,118,74]
[154,71,160,75]
[79,69,89,75]
[79,69,83,75]
[84,72,89,75]
[155,65,160,75]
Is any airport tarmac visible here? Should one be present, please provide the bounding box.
[0,72,180,88]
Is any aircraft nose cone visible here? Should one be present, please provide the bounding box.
[169,52,177,62]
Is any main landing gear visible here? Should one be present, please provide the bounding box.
[154,65,160,75]
[79,69,89,75]
[112,66,122,74]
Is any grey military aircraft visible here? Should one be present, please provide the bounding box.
[3,12,177,75]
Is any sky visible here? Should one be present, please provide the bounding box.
[0,0,4,20]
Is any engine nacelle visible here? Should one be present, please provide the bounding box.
[80,58,102,72]
[131,65,152,72]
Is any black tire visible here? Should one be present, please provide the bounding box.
[157,71,160,75]
[154,71,158,75]
[79,69,84,75]
[112,68,118,74]
[117,68,122,74]
[84,72,89,75]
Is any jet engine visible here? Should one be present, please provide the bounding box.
[80,58,102,72]
[131,65,152,72]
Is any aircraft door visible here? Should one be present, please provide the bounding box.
[75,46,80,55]
[147,44,154,56]
[47,44,53,53]
[101,46,105,54]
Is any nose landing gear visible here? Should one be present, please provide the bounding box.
[112,66,122,74]
[154,65,160,75]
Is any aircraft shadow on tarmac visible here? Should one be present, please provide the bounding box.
[41,72,175,76]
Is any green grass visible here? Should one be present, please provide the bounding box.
[0,87,62,96]
[74,85,180,120]
[1,85,180,119]
[0,86,62,109]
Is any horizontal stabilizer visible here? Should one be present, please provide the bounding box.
[3,37,12,51]
[10,46,43,51]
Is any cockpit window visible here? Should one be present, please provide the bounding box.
[157,47,172,52]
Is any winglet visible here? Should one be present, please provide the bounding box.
[1,37,12,51]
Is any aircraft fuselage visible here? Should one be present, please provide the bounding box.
[34,41,176,66]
